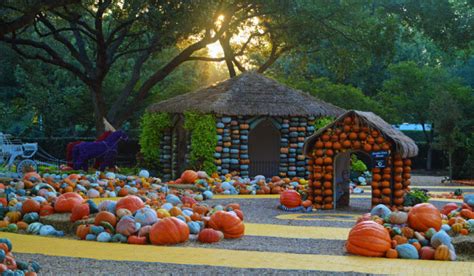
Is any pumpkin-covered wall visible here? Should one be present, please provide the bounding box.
[304,111,418,210]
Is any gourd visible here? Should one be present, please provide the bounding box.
[408,203,441,232]
[187,221,201,234]
[166,194,182,206]
[370,204,391,218]
[434,244,450,261]
[116,208,132,219]
[115,196,144,214]
[23,212,39,224]
[451,223,463,233]
[6,211,21,223]
[431,230,451,249]
[54,192,83,213]
[208,211,245,239]
[169,207,183,217]
[346,221,391,257]
[111,233,128,243]
[389,212,408,224]
[198,229,224,243]
[128,235,147,245]
[39,204,54,217]
[149,217,189,245]
[97,232,112,242]
[98,200,117,214]
[396,244,419,259]
[280,190,302,208]
[441,203,458,216]
[0,238,12,252]
[27,222,43,235]
[401,227,414,238]
[76,224,91,240]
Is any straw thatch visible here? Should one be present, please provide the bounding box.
[148,72,344,117]
[303,110,419,158]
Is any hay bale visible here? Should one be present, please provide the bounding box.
[166,184,198,191]
[40,213,95,235]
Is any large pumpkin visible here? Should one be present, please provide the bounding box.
[208,211,245,239]
[70,203,90,222]
[94,211,117,227]
[279,190,302,208]
[55,192,83,213]
[149,217,189,245]
[180,170,198,184]
[408,203,442,232]
[346,221,391,257]
[115,195,144,214]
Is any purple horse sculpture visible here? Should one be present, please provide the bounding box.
[72,130,128,171]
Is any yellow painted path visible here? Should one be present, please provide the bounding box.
[276,213,358,223]
[245,223,349,240]
[361,185,474,190]
[4,233,474,275]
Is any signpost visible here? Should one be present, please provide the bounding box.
[371,151,389,168]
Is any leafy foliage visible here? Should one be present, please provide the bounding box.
[351,155,368,173]
[139,112,172,168]
[313,117,333,130]
[403,189,430,206]
[184,112,217,174]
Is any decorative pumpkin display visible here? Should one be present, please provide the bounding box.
[408,203,441,232]
[279,190,302,208]
[54,192,83,213]
[116,216,140,236]
[134,208,158,226]
[149,217,189,245]
[419,246,435,260]
[346,221,391,257]
[389,212,408,224]
[180,170,198,184]
[198,229,224,243]
[115,195,145,214]
[70,203,90,222]
[208,211,245,239]
[94,211,117,227]
[396,244,419,259]
[6,211,22,223]
[385,248,398,258]
[76,224,91,240]
[128,235,147,245]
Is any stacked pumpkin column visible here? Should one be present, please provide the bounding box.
[239,118,250,177]
[160,130,173,181]
[310,138,338,210]
[402,158,412,200]
[279,118,290,177]
[392,154,405,209]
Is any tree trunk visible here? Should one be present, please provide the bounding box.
[420,122,433,171]
[174,115,188,176]
[448,151,453,180]
[89,84,107,136]
[426,145,433,171]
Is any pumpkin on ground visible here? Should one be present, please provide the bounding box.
[116,216,140,236]
[55,192,83,213]
[115,195,144,214]
[180,170,198,184]
[345,221,391,257]
[94,211,117,227]
[198,229,224,243]
[434,244,450,261]
[408,203,441,232]
[419,246,435,260]
[208,211,245,239]
[149,217,189,245]
[279,190,302,208]
[70,203,90,222]
[396,244,419,259]
[76,224,91,240]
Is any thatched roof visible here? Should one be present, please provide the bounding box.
[303,110,419,158]
[148,72,344,117]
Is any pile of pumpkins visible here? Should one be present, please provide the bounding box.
[346,202,474,260]
[0,238,41,275]
[75,195,245,245]
[172,170,309,196]
[16,170,168,199]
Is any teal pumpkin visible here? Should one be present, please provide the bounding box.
[111,233,128,243]
[370,204,391,218]
[187,221,201,234]
[165,194,182,206]
[15,260,28,271]
[431,230,451,249]
[86,199,99,214]
[23,212,40,223]
[90,225,105,235]
[98,200,116,214]
[441,224,451,232]
[425,228,437,239]
[396,244,419,259]
[85,234,97,241]
[97,232,112,242]
[391,227,402,236]
[6,224,18,233]
[176,215,186,222]
[134,208,158,226]
[26,222,43,234]
[30,261,41,273]
[0,249,5,262]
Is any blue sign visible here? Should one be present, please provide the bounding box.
[374,159,386,168]
[371,151,389,159]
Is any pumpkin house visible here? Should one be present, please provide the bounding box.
[147,72,344,180]
[303,110,418,210]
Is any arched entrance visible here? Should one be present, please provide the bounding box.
[333,151,373,210]
[249,119,280,177]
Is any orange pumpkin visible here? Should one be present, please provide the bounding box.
[149,217,189,245]
[116,195,145,214]
[386,248,398,258]
[198,228,224,243]
[180,170,198,183]
[39,204,55,216]
[54,192,83,213]
[128,235,147,245]
[94,211,117,227]
[346,221,391,257]
[16,221,28,230]
[393,235,407,244]
[302,200,312,208]
[408,203,441,232]
[22,199,41,214]
[434,244,450,261]
[280,190,302,208]
[208,211,245,239]
[76,224,91,240]
[70,203,90,222]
